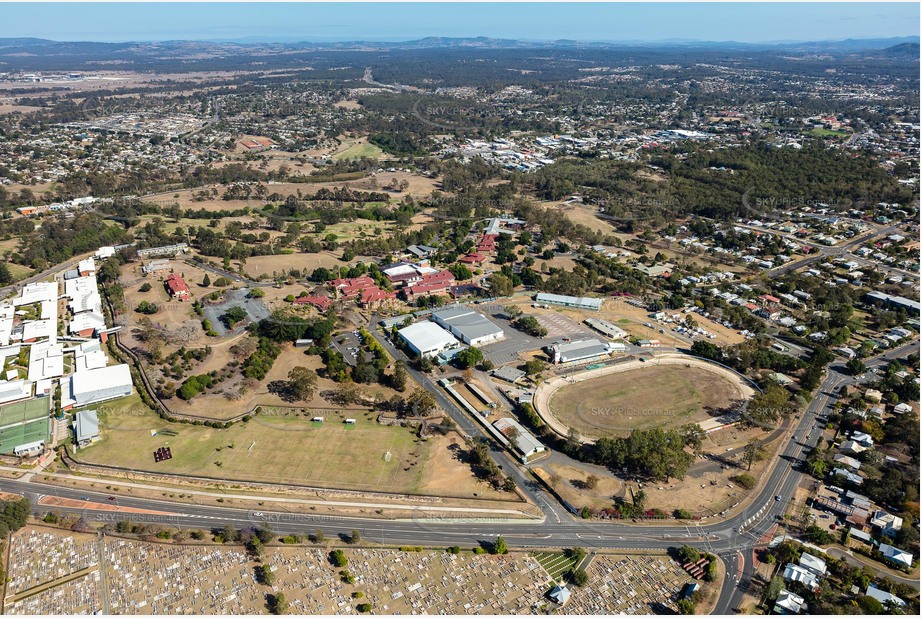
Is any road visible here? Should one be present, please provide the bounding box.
[769,221,916,281]
[0,249,97,299]
[1,337,915,613]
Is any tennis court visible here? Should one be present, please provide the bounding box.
[0,398,50,454]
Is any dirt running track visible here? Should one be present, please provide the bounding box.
[533,353,756,443]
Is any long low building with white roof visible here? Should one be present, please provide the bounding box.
[64,364,133,409]
[535,292,603,311]
[547,337,613,364]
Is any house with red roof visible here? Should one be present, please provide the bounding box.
[477,234,498,253]
[164,274,191,301]
[293,295,332,311]
[458,252,486,264]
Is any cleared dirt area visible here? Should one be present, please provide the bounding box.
[0,103,43,115]
[540,201,618,236]
[241,251,344,279]
[534,463,624,511]
[140,169,439,213]
[534,420,781,518]
[548,363,744,439]
[596,300,745,347]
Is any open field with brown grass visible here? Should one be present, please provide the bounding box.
[240,251,345,279]
[74,391,508,499]
[549,364,740,439]
[139,169,439,213]
[535,418,782,518]
[534,463,624,511]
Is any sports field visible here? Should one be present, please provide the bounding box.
[76,394,435,493]
[548,364,739,438]
[0,398,50,454]
[332,141,384,160]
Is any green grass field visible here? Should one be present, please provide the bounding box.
[332,142,384,160]
[76,394,431,492]
[0,398,50,454]
[533,552,578,581]
[5,263,34,282]
[808,128,850,138]
[549,364,739,438]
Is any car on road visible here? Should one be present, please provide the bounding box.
[81,496,89,500]
[775,495,782,501]
[252,511,264,517]
[107,496,116,501]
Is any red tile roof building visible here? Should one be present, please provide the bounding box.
[359,288,397,308]
[331,275,378,299]
[165,274,191,300]
[402,270,456,301]
[458,252,486,264]
[477,234,498,252]
[293,295,333,311]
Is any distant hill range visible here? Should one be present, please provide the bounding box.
[0,34,917,53]
[0,35,915,71]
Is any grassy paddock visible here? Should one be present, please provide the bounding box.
[332,142,384,160]
[77,397,432,493]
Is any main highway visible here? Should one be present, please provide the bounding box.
[1,341,915,613]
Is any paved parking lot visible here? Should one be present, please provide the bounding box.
[480,334,545,366]
[201,288,270,336]
[534,312,593,340]
[477,305,594,366]
[331,330,373,367]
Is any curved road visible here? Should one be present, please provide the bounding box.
[1,342,916,614]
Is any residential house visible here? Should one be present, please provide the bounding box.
[164,274,191,301]
[878,544,913,569]
[870,511,903,538]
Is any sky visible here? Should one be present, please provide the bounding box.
[1,2,918,44]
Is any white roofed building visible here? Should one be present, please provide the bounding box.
[67,364,133,408]
[14,281,58,307]
[77,258,96,276]
[0,380,33,405]
[547,338,612,364]
[431,306,504,346]
[398,321,461,358]
[74,409,100,445]
[535,292,603,311]
[798,553,827,577]
[782,564,819,591]
[69,312,106,337]
[879,544,913,569]
[494,417,545,462]
[773,589,805,614]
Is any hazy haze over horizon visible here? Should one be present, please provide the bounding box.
[1,2,918,44]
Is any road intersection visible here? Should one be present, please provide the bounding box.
[1,341,916,613]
